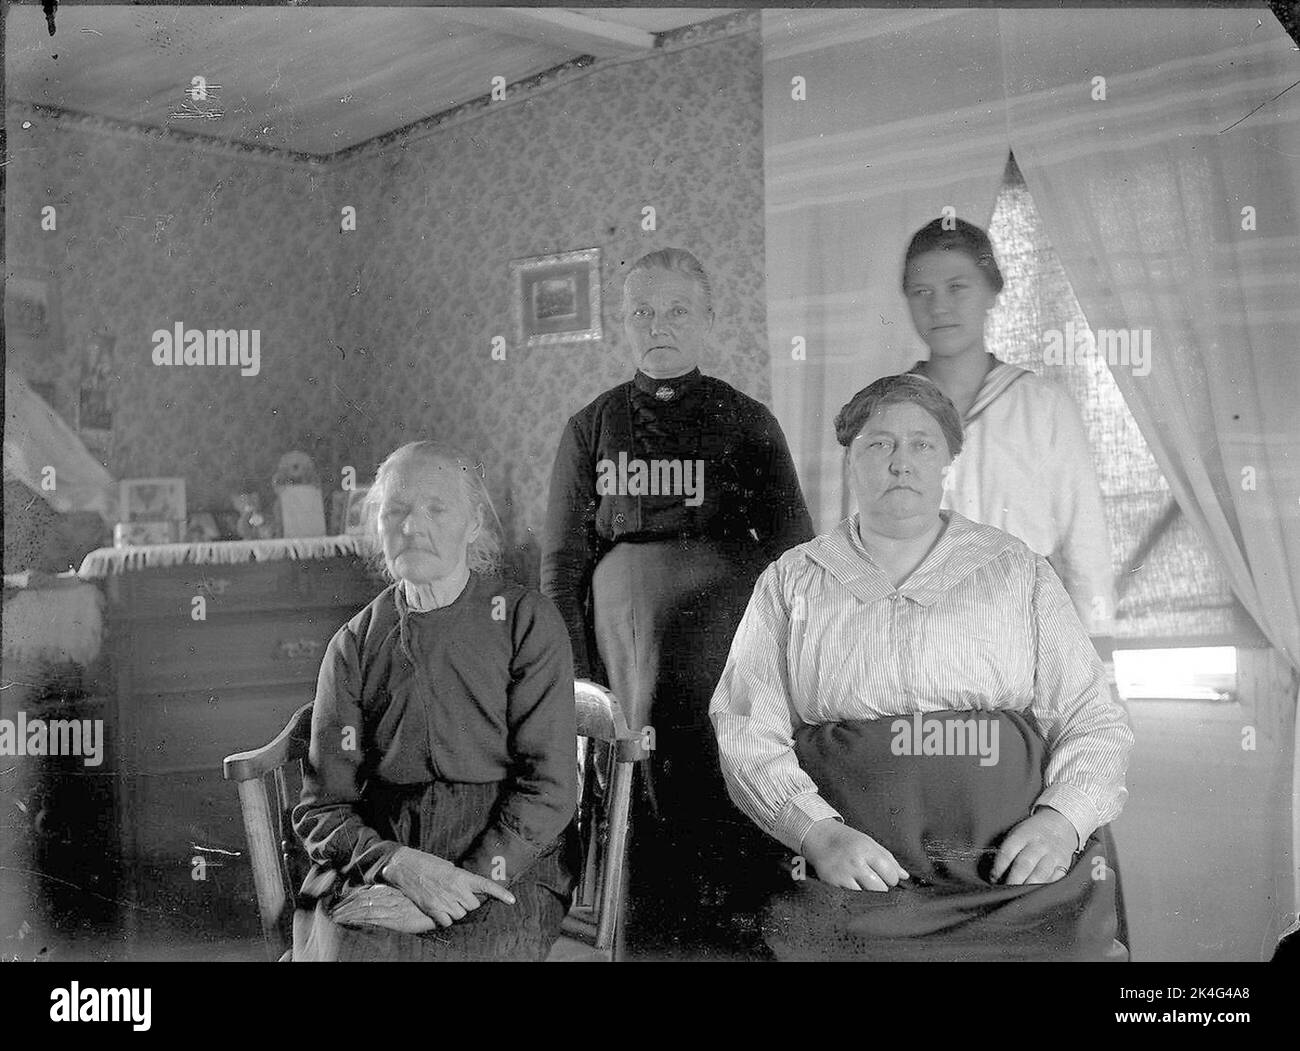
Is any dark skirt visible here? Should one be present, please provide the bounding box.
[762,710,1126,961]
[592,536,782,960]
[293,780,579,962]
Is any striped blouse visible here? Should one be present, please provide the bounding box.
[708,511,1133,854]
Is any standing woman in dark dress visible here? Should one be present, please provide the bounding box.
[292,441,579,961]
[542,248,814,959]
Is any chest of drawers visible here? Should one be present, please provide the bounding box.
[102,555,380,941]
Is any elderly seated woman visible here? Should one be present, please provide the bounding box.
[709,374,1134,961]
[291,441,580,961]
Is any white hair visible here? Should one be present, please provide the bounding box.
[363,441,504,578]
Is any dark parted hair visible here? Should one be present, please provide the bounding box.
[902,217,1004,294]
[834,374,964,458]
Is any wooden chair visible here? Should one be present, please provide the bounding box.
[221,679,645,962]
[547,680,648,961]
[222,701,313,962]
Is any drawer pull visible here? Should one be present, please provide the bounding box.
[277,638,324,661]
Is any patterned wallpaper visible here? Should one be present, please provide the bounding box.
[5,25,769,568]
[328,28,770,570]
[4,117,340,513]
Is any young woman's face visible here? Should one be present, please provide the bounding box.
[848,401,952,531]
[622,268,712,379]
[378,457,481,585]
[904,249,999,360]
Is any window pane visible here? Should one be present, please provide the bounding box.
[1114,647,1236,701]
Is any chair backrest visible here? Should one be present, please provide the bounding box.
[222,702,314,961]
[222,681,647,962]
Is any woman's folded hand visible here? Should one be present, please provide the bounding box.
[991,807,1079,886]
[379,846,516,927]
[330,885,438,934]
[800,819,910,891]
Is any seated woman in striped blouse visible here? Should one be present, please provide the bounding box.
[709,374,1134,961]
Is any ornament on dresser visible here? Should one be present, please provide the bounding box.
[342,484,373,536]
[325,479,374,536]
[231,490,275,541]
[185,512,221,543]
[271,450,327,538]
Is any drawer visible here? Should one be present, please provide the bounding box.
[129,685,311,775]
[128,609,347,694]
[130,765,255,861]
[298,558,382,608]
[110,557,380,620]
[126,856,262,943]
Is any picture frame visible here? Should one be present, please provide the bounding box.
[342,485,373,536]
[328,490,349,535]
[509,247,602,347]
[79,329,117,436]
[5,274,55,346]
[4,271,73,424]
[118,477,187,539]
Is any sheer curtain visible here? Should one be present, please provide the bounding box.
[1003,11,1300,671]
[763,6,1300,940]
[1001,11,1300,933]
[3,366,115,520]
[988,156,1268,649]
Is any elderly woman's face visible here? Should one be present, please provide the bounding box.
[904,250,998,360]
[378,457,481,585]
[848,402,952,529]
[622,268,712,379]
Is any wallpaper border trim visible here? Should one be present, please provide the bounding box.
[6,101,329,168]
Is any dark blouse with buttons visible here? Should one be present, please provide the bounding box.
[292,573,577,890]
[541,368,814,679]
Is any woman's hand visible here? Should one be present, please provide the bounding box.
[991,807,1079,886]
[380,846,516,927]
[330,884,438,934]
[800,818,910,891]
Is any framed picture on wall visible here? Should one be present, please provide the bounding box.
[5,274,55,348]
[79,329,117,440]
[509,248,602,347]
[4,271,72,422]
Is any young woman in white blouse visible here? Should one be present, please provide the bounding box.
[904,217,1115,640]
[709,374,1134,961]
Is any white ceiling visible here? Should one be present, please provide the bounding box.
[5,5,737,156]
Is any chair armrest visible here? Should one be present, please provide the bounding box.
[614,736,652,763]
[574,679,651,760]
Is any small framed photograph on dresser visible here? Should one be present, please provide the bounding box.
[117,477,186,545]
[342,485,373,536]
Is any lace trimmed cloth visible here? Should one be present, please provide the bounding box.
[76,534,378,578]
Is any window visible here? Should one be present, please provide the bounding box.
[985,153,1264,651]
[1114,646,1237,703]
